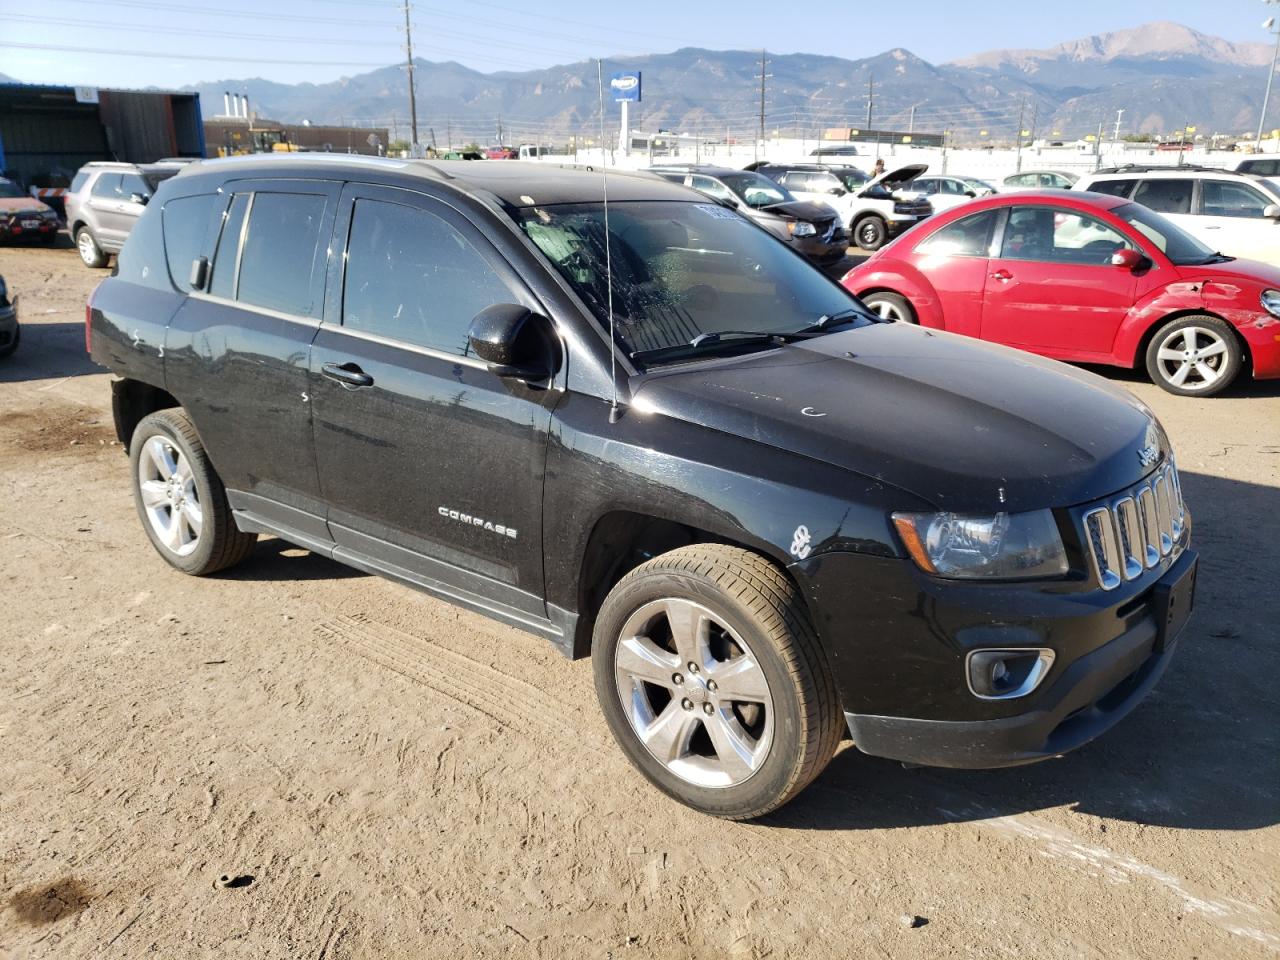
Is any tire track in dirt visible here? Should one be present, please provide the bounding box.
[314,613,872,884]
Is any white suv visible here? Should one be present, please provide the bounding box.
[1075,165,1280,266]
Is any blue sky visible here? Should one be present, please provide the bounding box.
[0,0,1271,88]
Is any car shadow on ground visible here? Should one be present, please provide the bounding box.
[1075,362,1280,398]
[215,537,368,583]
[768,467,1278,834]
[0,322,105,384]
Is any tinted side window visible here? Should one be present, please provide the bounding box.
[70,171,89,194]
[210,193,249,300]
[342,198,517,356]
[917,209,999,257]
[1087,180,1134,199]
[163,194,218,291]
[236,193,328,317]
[1202,180,1270,218]
[913,179,939,195]
[1132,179,1193,215]
[690,175,735,202]
[91,173,122,198]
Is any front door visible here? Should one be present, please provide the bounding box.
[1197,178,1280,266]
[981,205,1136,358]
[308,183,558,617]
[911,207,1001,338]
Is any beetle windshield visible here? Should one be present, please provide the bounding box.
[1113,202,1221,265]
[517,201,869,363]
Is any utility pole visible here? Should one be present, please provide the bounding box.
[865,73,875,128]
[1014,97,1026,172]
[1258,9,1280,150]
[1094,119,1104,170]
[402,1,419,150]
[756,49,769,162]
[1112,108,1125,148]
[908,103,917,134]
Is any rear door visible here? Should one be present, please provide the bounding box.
[165,178,340,543]
[1196,178,1280,265]
[981,205,1136,357]
[308,182,558,617]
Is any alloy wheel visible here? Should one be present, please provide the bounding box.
[137,435,202,557]
[869,298,906,322]
[77,231,97,265]
[1154,326,1229,391]
[613,598,774,788]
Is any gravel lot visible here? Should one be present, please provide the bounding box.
[2,238,1278,959]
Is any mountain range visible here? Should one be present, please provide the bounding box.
[73,22,1280,143]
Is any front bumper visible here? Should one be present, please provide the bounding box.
[791,537,1196,769]
[792,231,850,263]
[0,304,18,351]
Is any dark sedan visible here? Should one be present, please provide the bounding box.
[648,164,848,263]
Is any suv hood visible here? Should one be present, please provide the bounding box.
[859,163,929,196]
[633,323,1163,514]
[757,199,837,222]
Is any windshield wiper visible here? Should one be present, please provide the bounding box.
[1197,252,1233,264]
[793,308,872,336]
[631,329,814,363]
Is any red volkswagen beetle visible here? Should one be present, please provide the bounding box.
[841,190,1280,396]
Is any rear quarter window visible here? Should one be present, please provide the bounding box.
[1085,180,1134,199]
[114,201,171,292]
[162,194,218,291]
[70,171,89,194]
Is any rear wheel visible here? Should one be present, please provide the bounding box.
[593,544,843,820]
[860,290,916,323]
[0,322,18,359]
[76,227,108,268]
[1144,315,1242,397]
[852,215,888,251]
[129,409,257,575]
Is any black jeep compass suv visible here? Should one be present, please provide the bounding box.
[87,155,1197,819]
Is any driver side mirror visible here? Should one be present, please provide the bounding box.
[827,186,847,197]
[1110,248,1147,270]
[964,189,977,198]
[467,303,555,381]
[130,192,150,205]
[1264,203,1280,220]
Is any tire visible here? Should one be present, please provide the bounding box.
[0,322,18,359]
[592,544,843,820]
[129,409,257,575]
[1144,315,1242,397]
[76,226,108,268]
[861,290,916,323]
[852,215,888,250]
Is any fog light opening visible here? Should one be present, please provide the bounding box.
[966,648,1055,700]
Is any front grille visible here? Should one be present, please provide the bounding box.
[893,200,931,216]
[1082,460,1185,590]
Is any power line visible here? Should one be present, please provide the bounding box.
[1,13,400,47]
[0,40,392,67]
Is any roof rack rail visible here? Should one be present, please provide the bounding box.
[1092,163,1221,175]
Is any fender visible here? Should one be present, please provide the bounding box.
[845,257,946,330]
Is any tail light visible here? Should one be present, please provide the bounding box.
[85,280,103,354]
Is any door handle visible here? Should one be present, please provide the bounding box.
[321,361,374,389]
[990,269,1013,281]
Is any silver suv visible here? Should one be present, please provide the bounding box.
[65,161,191,267]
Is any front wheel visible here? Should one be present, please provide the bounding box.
[852,215,888,250]
[76,227,108,268]
[861,290,916,323]
[130,409,257,575]
[0,322,18,359]
[592,545,843,820]
[1144,315,1242,397]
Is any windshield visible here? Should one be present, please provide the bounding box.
[1113,202,1220,265]
[0,180,26,199]
[517,201,869,364]
[719,172,793,208]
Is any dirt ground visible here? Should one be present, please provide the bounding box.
[1,237,1278,960]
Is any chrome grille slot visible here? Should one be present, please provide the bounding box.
[1082,461,1185,590]
[1083,507,1122,590]
[1113,497,1143,581]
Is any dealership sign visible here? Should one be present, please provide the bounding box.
[610,71,641,102]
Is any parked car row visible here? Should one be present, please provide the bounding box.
[842,189,1280,396]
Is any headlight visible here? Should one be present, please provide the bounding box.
[891,509,1068,580]
[788,220,817,237]
[1261,289,1280,318]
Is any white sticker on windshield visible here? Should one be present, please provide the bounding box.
[694,203,743,221]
